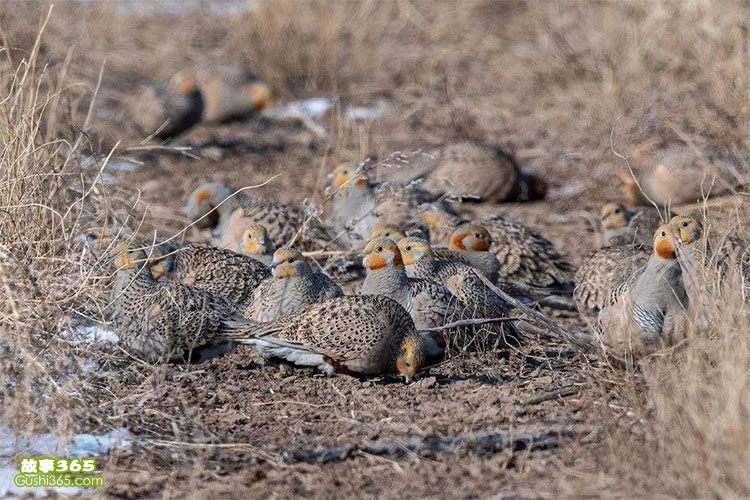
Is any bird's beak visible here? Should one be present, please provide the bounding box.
[403,374,412,384]
[357,252,366,259]
[269,262,278,271]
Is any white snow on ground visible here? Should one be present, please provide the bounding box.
[0,427,139,497]
[344,107,384,120]
[59,325,119,347]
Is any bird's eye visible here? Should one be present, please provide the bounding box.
[287,258,294,263]
[614,208,621,214]
[384,232,390,237]
[405,246,412,251]
[405,361,411,367]
[376,246,383,252]
[681,222,689,228]
[661,231,667,237]
[474,233,482,238]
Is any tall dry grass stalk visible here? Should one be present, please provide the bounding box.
[0,8,142,435]
[602,217,749,497]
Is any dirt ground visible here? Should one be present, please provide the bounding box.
[86,101,637,500]
[2,1,748,498]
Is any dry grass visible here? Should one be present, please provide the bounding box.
[0,0,748,497]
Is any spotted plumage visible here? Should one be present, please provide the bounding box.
[420,141,547,202]
[574,245,650,313]
[421,205,575,288]
[248,247,343,321]
[220,295,426,381]
[185,182,337,251]
[329,163,441,245]
[396,237,517,324]
[110,245,242,361]
[153,243,270,307]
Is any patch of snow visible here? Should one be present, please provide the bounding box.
[269,98,333,120]
[344,107,383,120]
[0,427,139,497]
[105,161,137,172]
[60,325,119,347]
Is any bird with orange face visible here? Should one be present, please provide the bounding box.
[360,237,475,354]
[420,204,575,288]
[599,224,688,342]
[238,225,276,266]
[185,182,337,251]
[328,163,441,246]
[247,248,343,322]
[132,70,204,139]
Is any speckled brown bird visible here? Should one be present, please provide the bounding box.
[132,70,204,139]
[600,201,670,247]
[418,142,547,202]
[110,244,242,362]
[396,237,517,322]
[619,146,736,207]
[420,204,575,288]
[151,243,270,308]
[248,248,343,321]
[574,244,650,314]
[329,163,440,245]
[185,182,337,251]
[220,294,427,382]
[238,225,276,266]
[195,63,273,123]
[360,238,469,332]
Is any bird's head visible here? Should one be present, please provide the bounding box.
[371,224,406,242]
[600,202,631,230]
[449,223,492,252]
[241,224,274,257]
[396,334,426,384]
[185,182,232,229]
[270,247,310,278]
[670,215,703,246]
[168,69,198,96]
[246,81,274,111]
[112,243,148,271]
[653,224,678,260]
[330,163,368,190]
[360,237,403,271]
[397,237,433,266]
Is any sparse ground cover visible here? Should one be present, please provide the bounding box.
[0,1,747,498]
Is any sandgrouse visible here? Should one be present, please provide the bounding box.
[238,225,276,266]
[185,182,336,251]
[110,244,241,362]
[247,247,343,321]
[599,224,688,344]
[421,204,575,288]
[619,146,736,207]
[132,70,204,139]
[150,243,270,308]
[220,295,427,382]
[195,63,273,123]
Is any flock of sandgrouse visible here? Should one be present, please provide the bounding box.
[105,67,748,382]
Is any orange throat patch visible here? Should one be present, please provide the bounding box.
[450,233,467,251]
[655,238,677,259]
